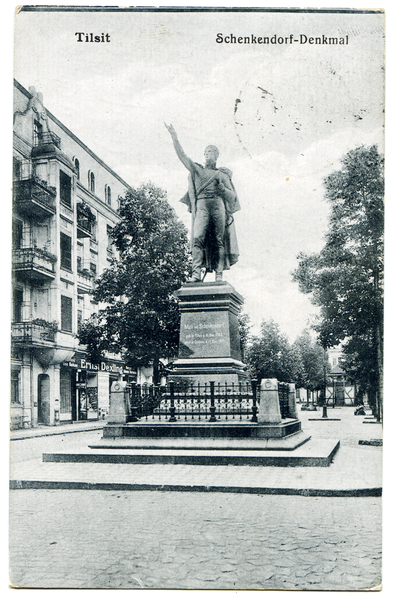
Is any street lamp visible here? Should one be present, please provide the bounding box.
[322,347,328,418]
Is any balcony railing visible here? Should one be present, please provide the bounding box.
[12,322,56,344]
[76,216,92,238]
[13,178,56,218]
[77,268,94,294]
[35,131,61,149]
[13,247,57,281]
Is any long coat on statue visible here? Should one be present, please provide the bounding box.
[180,165,241,273]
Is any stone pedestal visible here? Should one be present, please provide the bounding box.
[170,281,247,384]
[258,378,282,424]
[107,380,128,425]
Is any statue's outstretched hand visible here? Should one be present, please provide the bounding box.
[164,123,177,137]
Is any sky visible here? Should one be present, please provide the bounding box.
[12,6,385,341]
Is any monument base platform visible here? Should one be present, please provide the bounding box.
[93,429,311,451]
[102,419,303,440]
[42,438,339,467]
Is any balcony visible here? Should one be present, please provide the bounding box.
[13,163,57,219]
[77,268,94,294]
[77,216,92,238]
[77,202,95,239]
[13,247,57,281]
[12,322,57,344]
[35,130,62,150]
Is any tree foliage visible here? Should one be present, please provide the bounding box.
[78,183,191,383]
[292,329,328,391]
[237,312,252,362]
[245,319,327,391]
[293,145,384,416]
[246,319,300,383]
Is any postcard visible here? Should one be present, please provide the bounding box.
[10,6,384,591]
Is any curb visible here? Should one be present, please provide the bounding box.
[9,480,382,497]
[10,425,104,441]
[308,418,341,421]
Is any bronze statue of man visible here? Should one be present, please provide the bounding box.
[165,123,240,282]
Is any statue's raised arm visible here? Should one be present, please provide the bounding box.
[164,123,195,173]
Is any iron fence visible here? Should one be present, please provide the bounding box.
[125,380,293,423]
[278,382,291,418]
[127,381,261,423]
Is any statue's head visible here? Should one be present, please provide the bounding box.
[204,145,219,164]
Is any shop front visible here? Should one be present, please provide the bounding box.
[61,356,136,422]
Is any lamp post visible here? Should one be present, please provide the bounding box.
[327,376,334,408]
[322,347,328,418]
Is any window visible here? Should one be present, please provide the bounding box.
[61,295,73,332]
[74,158,80,180]
[60,170,72,207]
[60,233,72,270]
[107,225,113,252]
[77,309,83,330]
[90,219,97,242]
[13,157,21,180]
[105,185,112,206]
[77,256,82,272]
[11,370,20,405]
[33,120,42,145]
[12,220,23,249]
[60,368,72,413]
[12,288,23,322]
[90,262,97,276]
[89,171,95,193]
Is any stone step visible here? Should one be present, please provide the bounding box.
[103,419,302,440]
[91,430,311,451]
[42,438,339,467]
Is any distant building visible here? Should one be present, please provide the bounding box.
[326,347,356,406]
[11,80,137,429]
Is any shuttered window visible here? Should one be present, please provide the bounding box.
[61,295,73,332]
[60,233,72,270]
[60,368,72,413]
[13,288,23,322]
[11,370,20,405]
[60,170,72,207]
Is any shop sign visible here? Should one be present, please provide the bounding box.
[66,361,79,368]
[79,358,135,375]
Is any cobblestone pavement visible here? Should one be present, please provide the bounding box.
[9,489,381,590]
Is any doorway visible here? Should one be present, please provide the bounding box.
[37,374,50,424]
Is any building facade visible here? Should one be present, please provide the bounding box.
[11,80,136,429]
[326,347,356,406]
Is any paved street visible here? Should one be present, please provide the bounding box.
[8,406,383,590]
[9,489,381,590]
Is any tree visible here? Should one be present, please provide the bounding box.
[291,329,328,394]
[246,318,299,383]
[293,145,384,418]
[78,182,191,384]
[237,312,252,362]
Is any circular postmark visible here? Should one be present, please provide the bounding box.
[233,55,380,177]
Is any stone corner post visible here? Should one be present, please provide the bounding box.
[108,380,129,424]
[287,383,298,419]
[258,378,282,424]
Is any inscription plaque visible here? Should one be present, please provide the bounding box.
[179,312,230,358]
